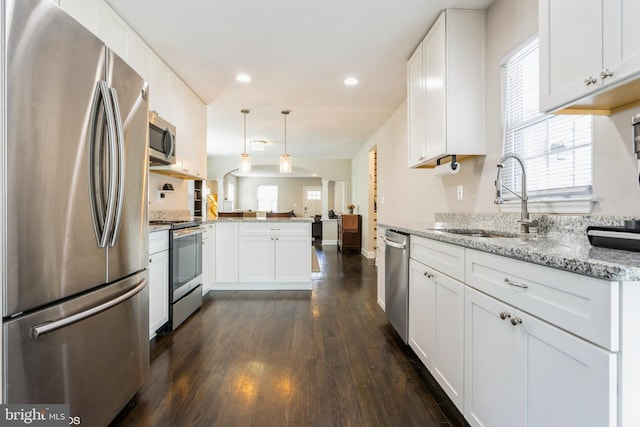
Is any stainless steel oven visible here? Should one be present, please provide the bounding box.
[169,223,203,330]
[150,219,204,332]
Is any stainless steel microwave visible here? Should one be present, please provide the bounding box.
[148,111,176,165]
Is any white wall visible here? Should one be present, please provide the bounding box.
[354,0,640,243]
[235,177,323,215]
[148,172,190,211]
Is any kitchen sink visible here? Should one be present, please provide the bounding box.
[438,229,521,238]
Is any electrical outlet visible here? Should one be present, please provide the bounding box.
[457,185,463,201]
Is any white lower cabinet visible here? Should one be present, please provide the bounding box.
[148,230,169,339]
[464,286,617,427]
[212,221,312,289]
[406,235,619,427]
[215,222,238,283]
[376,227,386,310]
[409,258,464,411]
[202,224,215,293]
[238,223,311,284]
[409,236,465,410]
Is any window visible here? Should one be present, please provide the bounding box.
[501,38,592,207]
[306,190,321,200]
[257,185,278,211]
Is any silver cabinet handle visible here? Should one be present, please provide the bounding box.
[32,279,147,338]
[600,69,614,80]
[504,278,528,289]
[500,311,511,320]
[584,76,597,86]
[511,316,523,326]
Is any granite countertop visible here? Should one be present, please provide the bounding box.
[378,221,640,282]
[213,217,313,223]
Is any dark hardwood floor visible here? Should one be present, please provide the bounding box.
[110,245,466,427]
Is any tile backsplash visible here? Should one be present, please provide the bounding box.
[434,212,636,234]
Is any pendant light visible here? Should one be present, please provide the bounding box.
[239,109,251,173]
[280,110,292,174]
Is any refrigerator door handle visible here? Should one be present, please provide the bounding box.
[31,278,147,338]
[89,80,117,248]
[108,87,125,247]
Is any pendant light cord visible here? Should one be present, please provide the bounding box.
[241,109,250,154]
[282,110,290,154]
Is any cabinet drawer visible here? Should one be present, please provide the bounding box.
[410,236,465,282]
[239,222,310,237]
[465,249,619,350]
[149,230,169,255]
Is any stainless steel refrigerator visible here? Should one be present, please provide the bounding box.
[2,0,150,425]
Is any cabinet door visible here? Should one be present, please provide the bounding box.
[519,311,617,427]
[202,225,215,293]
[215,223,238,283]
[59,0,98,34]
[464,287,522,427]
[409,260,435,369]
[150,56,171,118]
[96,1,128,60]
[539,0,604,111]
[275,236,311,283]
[432,271,464,411]
[376,242,386,310]
[149,249,169,338]
[407,41,426,166]
[239,235,275,282]
[604,0,640,82]
[423,14,446,161]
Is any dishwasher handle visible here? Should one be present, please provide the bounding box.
[384,238,406,249]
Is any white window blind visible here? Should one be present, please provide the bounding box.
[257,185,278,212]
[502,38,592,201]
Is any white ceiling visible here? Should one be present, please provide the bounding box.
[105,0,494,160]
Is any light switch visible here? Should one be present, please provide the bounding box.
[457,185,463,201]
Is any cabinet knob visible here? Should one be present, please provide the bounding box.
[599,69,614,80]
[583,76,597,86]
[510,316,523,326]
[149,258,152,263]
[500,311,511,320]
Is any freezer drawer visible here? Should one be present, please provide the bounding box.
[3,271,149,427]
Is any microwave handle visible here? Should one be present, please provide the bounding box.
[163,128,175,161]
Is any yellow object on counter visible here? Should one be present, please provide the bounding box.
[207,194,218,219]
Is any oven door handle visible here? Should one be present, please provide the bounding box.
[173,227,204,239]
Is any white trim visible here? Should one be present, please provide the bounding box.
[211,282,312,291]
[498,197,597,214]
[362,249,375,259]
[321,239,338,246]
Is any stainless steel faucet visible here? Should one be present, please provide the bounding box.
[494,153,539,234]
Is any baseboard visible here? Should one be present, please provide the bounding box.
[321,240,337,245]
[361,249,375,259]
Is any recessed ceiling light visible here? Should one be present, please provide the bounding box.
[344,77,359,86]
[236,74,251,83]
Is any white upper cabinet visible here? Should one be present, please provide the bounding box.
[149,56,172,120]
[407,42,426,166]
[407,9,485,168]
[96,1,128,61]
[540,0,640,113]
[59,0,98,34]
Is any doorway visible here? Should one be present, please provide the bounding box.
[303,186,322,218]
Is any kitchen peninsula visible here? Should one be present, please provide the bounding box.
[212,217,314,291]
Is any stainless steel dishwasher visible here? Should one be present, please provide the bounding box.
[384,229,410,344]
